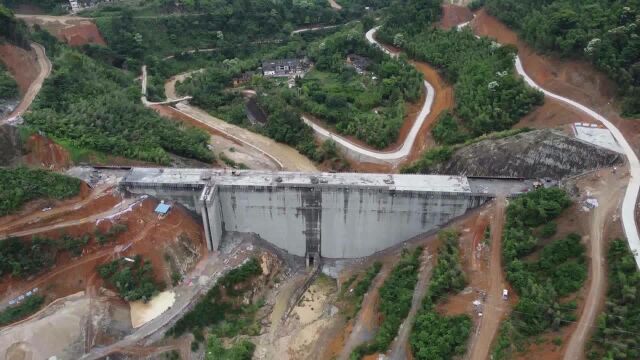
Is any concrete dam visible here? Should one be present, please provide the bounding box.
[120,168,519,259]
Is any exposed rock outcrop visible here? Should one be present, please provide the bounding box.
[0,124,23,166]
[435,129,623,178]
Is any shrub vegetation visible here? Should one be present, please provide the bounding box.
[587,238,640,359]
[98,255,164,302]
[0,295,45,325]
[410,229,471,360]
[0,61,18,100]
[493,188,587,358]
[206,336,255,360]
[485,0,640,117]
[25,32,212,165]
[168,257,264,340]
[0,167,81,216]
[350,247,422,359]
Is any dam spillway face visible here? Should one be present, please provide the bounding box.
[121,169,495,259]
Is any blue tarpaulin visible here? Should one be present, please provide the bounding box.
[154,203,171,214]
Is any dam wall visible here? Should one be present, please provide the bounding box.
[121,168,495,259]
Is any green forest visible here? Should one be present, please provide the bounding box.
[98,255,165,303]
[25,31,213,165]
[94,0,345,64]
[0,61,18,100]
[0,294,45,326]
[0,167,81,216]
[206,336,255,360]
[4,0,68,14]
[291,25,423,148]
[350,247,422,359]
[168,257,264,350]
[339,261,383,319]
[588,238,640,360]
[410,229,471,360]
[485,0,640,117]
[0,4,30,48]
[0,222,126,280]
[493,188,588,359]
[0,237,57,279]
[174,33,348,162]
[378,0,543,145]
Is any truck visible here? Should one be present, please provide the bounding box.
[502,289,509,300]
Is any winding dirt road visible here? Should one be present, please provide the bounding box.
[338,265,390,360]
[1,43,51,124]
[303,27,440,165]
[387,250,433,360]
[0,196,140,240]
[165,79,315,171]
[460,15,640,269]
[563,173,625,360]
[461,12,640,357]
[142,67,316,171]
[467,196,507,360]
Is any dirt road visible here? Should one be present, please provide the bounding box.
[162,71,317,171]
[467,197,508,360]
[387,250,433,360]
[469,10,640,269]
[338,265,390,360]
[2,43,51,123]
[0,196,140,240]
[81,243,253,359]
[563,173,624,359]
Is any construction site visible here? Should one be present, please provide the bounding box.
[1,1,639,359]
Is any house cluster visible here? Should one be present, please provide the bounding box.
[261,58,310,78]
[68,0,117,12]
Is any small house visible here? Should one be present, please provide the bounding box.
[232,71,254,87]
[346,54,371,74]
[261,58,309,77]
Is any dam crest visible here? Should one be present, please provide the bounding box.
[120,168,527,260]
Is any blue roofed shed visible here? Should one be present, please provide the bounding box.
[155,203,171,215]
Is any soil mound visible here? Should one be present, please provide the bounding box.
[439,4,473,29]
[435,129,623,178]
[23,133,71,170]
[60,23,107,47]
[0,44,39,95]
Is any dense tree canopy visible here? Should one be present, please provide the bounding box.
[26,36,213,165]
[351,247,423,358]
[486,0,640,117]
[292,25,423,148]
[588,238,640,360]
[0,167,81,216]
[95,0,344,63]
[378,3,543,145]
[168,258,263,339]
[410,229,471,360]
[493,188,587,358]
[0,4,30,48]
[98,255,164,303]
[0,61,18,100]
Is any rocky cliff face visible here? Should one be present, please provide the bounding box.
[435,129,623,178]
[0,124,22,166]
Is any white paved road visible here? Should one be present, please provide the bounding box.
[458,19,640,268]
[513,57,640,268]
[302,27,436,164]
